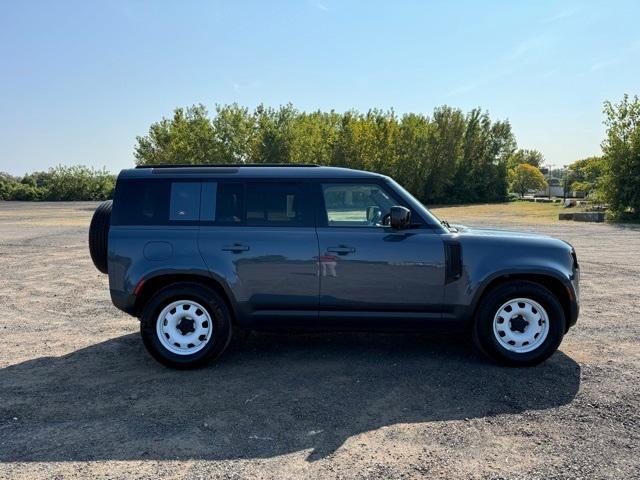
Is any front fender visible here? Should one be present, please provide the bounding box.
[443,233,576,322]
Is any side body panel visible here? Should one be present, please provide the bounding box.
[316,227,446,322]
[197,226,320,327]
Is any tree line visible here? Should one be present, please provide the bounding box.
[0,105,556,204]
[2,96,638,221]
[0,165,115,201]
[134,103,520,204]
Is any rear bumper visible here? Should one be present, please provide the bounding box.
[110,289,137,316]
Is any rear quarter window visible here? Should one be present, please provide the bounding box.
[112,180,201,225]
[112,180,169,225]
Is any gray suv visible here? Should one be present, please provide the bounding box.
[89,164,579,369]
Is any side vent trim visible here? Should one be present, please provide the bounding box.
[445,242,463,284]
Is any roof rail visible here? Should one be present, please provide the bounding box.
[135,163,319,169]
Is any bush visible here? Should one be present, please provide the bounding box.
[0,166,115,201]
[9,183,45,201]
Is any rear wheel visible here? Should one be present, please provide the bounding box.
[473,281,565,366]
[140,282,232,369]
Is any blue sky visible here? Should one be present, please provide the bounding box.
[1,0,639,175]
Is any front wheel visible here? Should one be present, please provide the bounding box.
[473,281,566,366]
[140,283,233,369]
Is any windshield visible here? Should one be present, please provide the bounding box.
[385,177,446,230]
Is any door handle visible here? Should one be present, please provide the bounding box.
[327,246,355,255]
[222,243,250,253]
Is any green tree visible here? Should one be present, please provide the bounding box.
[253,104,297,164]
[290,110,340,165]
[566,156,604,197]
[485,120,517,201]
[395,113,431,197]
[508,149,544,170]
[211,103,257,163]
[601,94,640,219]
[449,109,515,203]
[509,163,547,198]
[422,106,465,203]
[135,105,217,165]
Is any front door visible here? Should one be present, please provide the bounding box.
[316,182,445,322]
[198,181,320,325]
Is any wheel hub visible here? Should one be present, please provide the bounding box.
[176,317,196,335]
[510,315,528,333]
[492,298,550,354]
[156,300,213,356]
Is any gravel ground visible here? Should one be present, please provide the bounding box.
[0,201,638,479]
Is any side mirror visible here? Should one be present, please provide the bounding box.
[389,206,411,229]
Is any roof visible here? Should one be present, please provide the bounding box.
[118,164,384,180]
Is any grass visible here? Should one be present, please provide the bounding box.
[430,201,568,225]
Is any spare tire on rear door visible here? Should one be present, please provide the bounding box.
[89,200,112,274]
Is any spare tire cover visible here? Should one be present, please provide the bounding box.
[88,200,112,274]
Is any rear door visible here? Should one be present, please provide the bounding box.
[197,180,320,325]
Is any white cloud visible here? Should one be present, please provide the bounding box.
[446,68,515,98]
[312,1,328,12]
[506,36,550,62]
[542,8,579,24]
[446,83,478,97]
[590,58,621,72]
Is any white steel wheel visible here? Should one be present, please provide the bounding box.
[156,300,213,355]
[492,297,550,354]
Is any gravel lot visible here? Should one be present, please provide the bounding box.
[0,201,638,479]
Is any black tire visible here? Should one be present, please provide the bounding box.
[88,200,112,274]
[472,281,565,367]
[140,282,233,369]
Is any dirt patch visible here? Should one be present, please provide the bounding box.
[0,201,638,479]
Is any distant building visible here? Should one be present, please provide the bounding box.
[534,178,564,197]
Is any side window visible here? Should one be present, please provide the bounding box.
[112,180,170,225]
[216,183,244,223]
[170,183,200,221]
[246,182,313,227]
[322,183,396,227]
